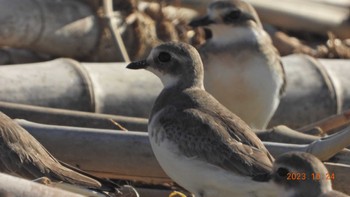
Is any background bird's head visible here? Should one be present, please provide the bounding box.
[271,152,332,196]
[127,42,204,89]
[189,0,262,28]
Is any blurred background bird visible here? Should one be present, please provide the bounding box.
[0,111,123,196]
[189,0,286,130]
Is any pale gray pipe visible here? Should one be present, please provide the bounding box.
[18,120,350,193]
[269,54,341,128]
[1,55,349,128]
[0,0,99,58]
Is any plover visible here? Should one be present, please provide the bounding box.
[0,112,100,188]
[189,0,286,129]
[127,42,276,196]
[271,152,349,197]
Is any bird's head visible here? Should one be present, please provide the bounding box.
[189,0,261,28]
[127,42,205,90]
[271,152,332,196]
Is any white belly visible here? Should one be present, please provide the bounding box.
[150,136,278,197]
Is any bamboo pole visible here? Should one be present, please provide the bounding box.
[19,120,350,181]
[264,125,350,162]
[18,119,168,183]
[306,126,350,161]
[246,0,350,38]
[176,0,350,39]
[0,0,99,58]
[0,101,322,144]
[0,101,148,131]
[255,125,320,144]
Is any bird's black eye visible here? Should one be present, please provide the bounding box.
[276,167,289,177]
[158,52,171,63]
[223,10,241,23]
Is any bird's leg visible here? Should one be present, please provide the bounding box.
[169,191,187,197]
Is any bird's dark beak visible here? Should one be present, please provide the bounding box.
[189,15,214,27]
[126,60,149,70]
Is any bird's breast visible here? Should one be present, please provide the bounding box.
[203,52,282,129]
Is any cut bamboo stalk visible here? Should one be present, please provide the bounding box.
[19,120,350,182]
[0,0,99,58]
[306,126,350,161]
[309,0,350,7]
[0,173,84,197]
[18,119,169,183]
[0,0,145,61]
[255,125,320,144]
[0,101,322,144]
[20,120,350,194]
[264,125,350,162]
[1,56,350,129]
[246,0,350,39]
[0,101,148,131]
[177,0,350,38]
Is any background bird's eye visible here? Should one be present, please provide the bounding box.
[158,52,171,62]
[224,10,241,22]
[276,167,289,177]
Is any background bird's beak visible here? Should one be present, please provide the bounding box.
[126,60,149,70]
[189,15,214,27]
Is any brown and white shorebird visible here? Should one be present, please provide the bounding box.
[127,42,277,197]
[0,111,121,195]
[271,152,349,197]
[189,0,286,129]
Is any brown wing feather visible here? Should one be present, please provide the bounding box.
[158,106,273,179]
[0,112,101,188]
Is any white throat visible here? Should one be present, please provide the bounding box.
[147,67,179,88]
[209,24,259,45]
[160,74,180,88]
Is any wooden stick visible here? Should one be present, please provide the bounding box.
[0,101,148,131]
[298,109,350,134]
[102,0,130,62]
